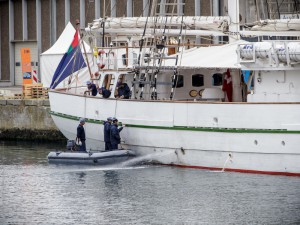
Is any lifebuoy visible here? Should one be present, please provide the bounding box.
[97,50,106,69]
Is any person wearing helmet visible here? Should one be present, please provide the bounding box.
[77,118,86,152]
[110,118,125,150]
[103,117,113,151]
[84,80,98,96]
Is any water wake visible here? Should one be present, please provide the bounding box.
[121,151,173,167]
[76,165,148,172]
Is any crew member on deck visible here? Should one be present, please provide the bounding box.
[115,82,130,99]
[104,117,113,151]
[98,87,111,98]
[84,81,98,96]
[77,118,86,152]
[110,118,125,150]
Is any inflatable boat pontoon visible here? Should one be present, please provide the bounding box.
[47,150,136,164]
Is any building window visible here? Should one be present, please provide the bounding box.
[172,75,184,88]
[192,74,204,87]
[212,73,223,86]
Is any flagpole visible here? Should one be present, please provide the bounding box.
[76,19,93,79]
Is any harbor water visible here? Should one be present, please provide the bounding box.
[1,141,300,225]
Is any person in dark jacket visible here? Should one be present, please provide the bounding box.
[84,81,98,96]
[115,83,130,99]
[77,117,86,151]
[98,87,111,98]
[103,117,113,151]
[110,118,125,150]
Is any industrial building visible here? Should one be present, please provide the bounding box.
[0,0,223,87]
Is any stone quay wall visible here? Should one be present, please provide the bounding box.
[0,99,66,141]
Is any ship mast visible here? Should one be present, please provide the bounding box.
[228,0,240,43]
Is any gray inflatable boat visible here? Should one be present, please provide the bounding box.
[47,150,136,165]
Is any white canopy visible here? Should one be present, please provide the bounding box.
[40,22,97,88]
[162,40,247,69]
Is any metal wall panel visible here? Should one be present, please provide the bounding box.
[27,0,37,40]
[14,0,23,41]
[70,0,80,28]
[0,1,10,81]
[56,0,65,38]
[41,0,50,52]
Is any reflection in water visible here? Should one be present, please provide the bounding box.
[76,172,87,183]
[104,170,119,189]
[1,141,300,225]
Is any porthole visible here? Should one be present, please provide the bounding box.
[189,90,198,97]
[281,141,285,146]
[254,140,258,145]
[199,89,204,97]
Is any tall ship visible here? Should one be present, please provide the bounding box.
[47,0,300,176]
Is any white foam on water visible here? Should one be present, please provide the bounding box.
[209,170,225,173]
[120,151,173,167]
[75,166,149,172]
[61,165,153,173]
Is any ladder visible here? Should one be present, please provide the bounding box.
[130,0,186,100]
[150,0,186,100]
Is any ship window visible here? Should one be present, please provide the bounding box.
[133,52,138,64]
[192,74,204,87]
[102,74,115,90]
[122,54,127,65]
[172,75,184,88]
[212,73,223,86]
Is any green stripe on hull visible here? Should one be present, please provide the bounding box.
[50,111,300,134]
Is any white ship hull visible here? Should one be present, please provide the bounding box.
[49,90,300,176]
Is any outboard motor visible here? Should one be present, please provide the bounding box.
[66,140,76,151]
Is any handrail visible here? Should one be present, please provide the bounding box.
[94,43,224,49]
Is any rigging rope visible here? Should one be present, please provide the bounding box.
[129,0,151,99]
[170,0,185,100]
